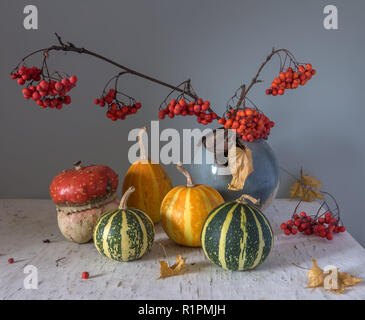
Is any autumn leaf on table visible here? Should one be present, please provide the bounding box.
[307,258,362,294]
[307,258,324,288]
[333,272,363,294]
[228,146,254,191]
[158,254,187,279]
[290,168,323,202]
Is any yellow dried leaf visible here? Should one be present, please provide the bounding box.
[330,272,363,294]
[290,171,323,202]
[289,182,304,199]
[302,175,322,189]
[306,259,362,294]
[228,146,254,191]
[307,258,324,288]
[158,254,186,279]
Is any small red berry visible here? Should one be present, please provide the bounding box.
[178,99,187,108]
[8,258,14,264]
[69,75,78,85]
[201,104,209,111]
[158,111,165,119]
[193,105,201,113]
[339,226,346,232]
[55,82,64,92]
[64,96,71,105]
[32,91,41,100]
[82,272,89,279]
[304,229,312,235]
[61,78,70,87]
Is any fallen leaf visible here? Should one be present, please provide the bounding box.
[307,258,324,288]
[306,259,362,294]
[228,146,254,191]
[331,272,363,294]
[158,254,187,279]
[290,169,323,202]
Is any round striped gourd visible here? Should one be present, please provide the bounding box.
[160,163,224,247]
[122,127,172,224]
[93,187,154,262]
[201,195,273,271]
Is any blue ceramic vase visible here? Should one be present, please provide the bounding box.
[186,137,279,210]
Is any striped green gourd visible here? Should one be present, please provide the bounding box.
[93,186,154,262]
[201,195,273,271]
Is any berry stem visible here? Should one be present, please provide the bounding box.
[13,33,198,101]
[234,48,299,109]
[235,85,246,109]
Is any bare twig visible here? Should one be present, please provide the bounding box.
[13,33,198,100]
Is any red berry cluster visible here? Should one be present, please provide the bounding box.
[281,211,346,240]
[266,64,316,96]
[94,89,142,121]
[11,66,76,109]
[158,98,217,125]
[11,65,41,83]
[217,108,274,142]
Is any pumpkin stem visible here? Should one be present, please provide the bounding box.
[236,194,260,205]
[119,186,135,209]
[74,160,82,171]
[176,162,194,187]
[138,127,148,160]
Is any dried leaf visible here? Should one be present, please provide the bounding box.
[307,258,324,288]
[158,254,186,279]
[228,146,254,191]
[302,175,322,189]
[331,272,363,294]
[290,171,323,202]
[306,259,362,294]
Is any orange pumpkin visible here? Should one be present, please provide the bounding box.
[122,127,172,223]
[161,163,224,247]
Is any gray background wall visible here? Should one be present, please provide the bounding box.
[1,0,364,246]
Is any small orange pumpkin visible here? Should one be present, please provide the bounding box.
[160,163,224,247]
[122,127,173,223]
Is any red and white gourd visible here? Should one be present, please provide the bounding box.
[49,161,119,243]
